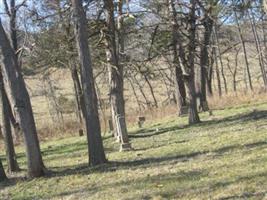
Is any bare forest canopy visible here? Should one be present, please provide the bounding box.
[0,0,266,182]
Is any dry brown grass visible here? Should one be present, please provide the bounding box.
[31,88,267,141]
[208,87,267,110]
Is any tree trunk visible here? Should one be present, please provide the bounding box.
[0,72,19,173]
[212,32,222,97]
[71,0,107,165]
[70,64,86,123]
[0,158,7,182]
[103,0,131,150]
[234,10,253,91]
[168,0,187,115]
[0,19,45,178]
[199,16,213,111]
[144,74,158,108]
[184,75,200,124]
[184,0,200,124]
[207,46,214,96]
[248,9,267,88]
[214,25,228,94]
[9,0,18,52]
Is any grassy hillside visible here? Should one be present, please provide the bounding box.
[0,101,267,200]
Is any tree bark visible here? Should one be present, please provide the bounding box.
[70,64,86,123]
[0,72,20,173]
[71,0,107,165]
[0,21,45,177]
[103,0,131,150]
[234,9,253,91]
[0,158,7,182]
[168,0,187,115]
[212,32,222,97]
[248,9,267,88]
[199,15,213,111]
[0,19,45,178]
[214,25,228,94]
[183,0,200,124]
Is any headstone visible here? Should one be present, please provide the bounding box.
[120,143,132,152]
[116,114,132,151]
[79,129,84,136]
[138,116,146,128]
[180,106,188,116]
[108,118,114,132]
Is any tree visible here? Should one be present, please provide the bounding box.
[0,19,45,178]
[0,71,20,172]
[168,0,187,116]
[171,0,200,124]
[71,0,107,165]
[103,0,132,150]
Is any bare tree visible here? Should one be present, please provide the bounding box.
[0,19,46,178]
[234,8,253,91]
[71,0,107,165]
[103,0,131,150]
[0,71,20,172]
[168,0,187,115]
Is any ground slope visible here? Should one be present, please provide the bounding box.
[0,102,267,200]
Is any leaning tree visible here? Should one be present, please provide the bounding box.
[0,19,46,178]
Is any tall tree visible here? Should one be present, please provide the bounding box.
[71,0,107,165]
[0,71,20,172]
[168,0,187,116]
[233,7,253,91]
[199,1,217,111]
[103,0,131,151]
[174,0,200,124]
[0,19,45,178]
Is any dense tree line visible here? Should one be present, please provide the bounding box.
[0,0,266,180]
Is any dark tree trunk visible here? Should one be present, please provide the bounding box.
[9,0,18,52]
[71,0,107,165]
[70,64,86,123]
[0,159,7,182]
[0,72,20,173]
[185,75,200,124]
[199,16,213,111]
[174,65,187,113]
[184,0,200,124]
[207,47,214,96]
[0,20,45,178]
[168,0,187,115]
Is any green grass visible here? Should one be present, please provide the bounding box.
[0,102,267,200]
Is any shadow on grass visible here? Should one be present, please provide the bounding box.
[49,169,207,200]
[45,168,267,200]
[41,137,267,181]
[1,109,267,191]
[128,110,267,140]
